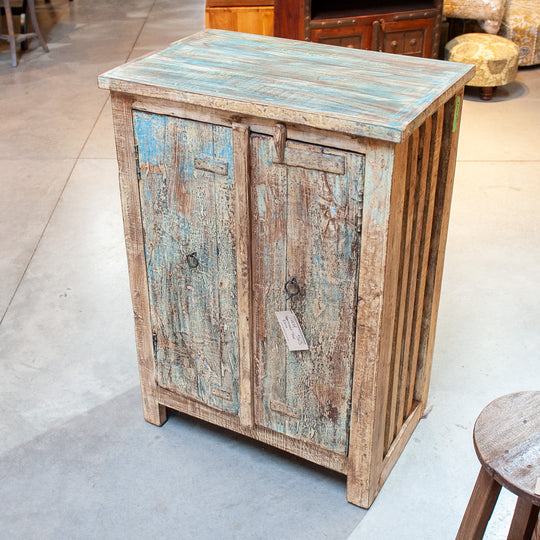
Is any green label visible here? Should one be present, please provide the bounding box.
[452,96,461,133]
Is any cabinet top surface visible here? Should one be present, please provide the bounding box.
[99,30,474,142]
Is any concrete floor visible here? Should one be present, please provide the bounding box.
[1,1,539,538]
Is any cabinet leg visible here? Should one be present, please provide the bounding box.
[456,467,501,540]
[141,394,168,426]
[346,473,372,509]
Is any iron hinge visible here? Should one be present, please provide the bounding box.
[356,215,362,235]
[152,331,158,359]
[134,144,141,181]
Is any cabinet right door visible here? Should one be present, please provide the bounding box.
[250,134,365,455]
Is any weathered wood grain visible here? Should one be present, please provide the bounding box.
[251,134,364,455]
[232,123,254,427]
[98,30,474,143]
[385,127,419,451]
[473,392,540,506]
[346,138,409,508]
[414,91,464,405]
[110,93,168,426]
[133,111,241,415]
[103,31,471,509]
[404,110,443,417]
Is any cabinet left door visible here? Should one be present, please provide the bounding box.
[132,111,241,415]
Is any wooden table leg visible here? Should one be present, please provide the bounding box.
[27,0,49,52]
[2,0,18,67]
[456,467,502,540]
[508,498,540,540]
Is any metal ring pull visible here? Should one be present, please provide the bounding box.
[186,252,199,269]
[285,277,301,300]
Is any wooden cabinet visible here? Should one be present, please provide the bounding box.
[99,30,473,508]
[275,0,442,58]
[205,0,274,36]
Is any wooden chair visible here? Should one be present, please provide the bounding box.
[0,0,49,66]
[456,391,540,539]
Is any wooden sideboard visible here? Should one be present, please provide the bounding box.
[274,0,443,58]
[99,30,473,508]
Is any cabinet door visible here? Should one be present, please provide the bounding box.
[133,111,240,415]
[310,22,372,50]
[377,19,434,58]
[250,134,364,454]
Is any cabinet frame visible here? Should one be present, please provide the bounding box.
[110,87,463,507]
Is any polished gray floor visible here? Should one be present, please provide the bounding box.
[1,2,539,538]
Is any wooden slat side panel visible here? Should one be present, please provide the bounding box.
[395,119,431,429]
[251,134,364,454]
[414,91,465,404]
[404,109,444,416]
[384,128,419,452]
[110,93,167,426]
[347,139,408,508]
[134,112,241,415]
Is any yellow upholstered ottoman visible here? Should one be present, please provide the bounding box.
[445,33,519,100]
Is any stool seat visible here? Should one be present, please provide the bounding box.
[445,33,520,100]
[457,391,540,539]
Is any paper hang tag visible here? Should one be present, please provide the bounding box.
[275,310,309,352]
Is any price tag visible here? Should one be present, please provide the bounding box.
[275,311,309,352]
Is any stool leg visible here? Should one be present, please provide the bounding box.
[456,467,502,540]
[508,499,539,540]
[2,0,18,67]
[532,515,540,540]
[480,87,495,101]
[26,0,49,52]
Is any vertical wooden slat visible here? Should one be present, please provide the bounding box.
[384,129,419,451]
[414,90,465,404]
[405,109,444,416]
[110,92,167,426]
[394,127,422,436]
[347,139,408,508]
[396,118,431,427]
[233,124,254,427]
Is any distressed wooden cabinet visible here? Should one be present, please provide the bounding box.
[99,30,473,508]
[274,0,443,59]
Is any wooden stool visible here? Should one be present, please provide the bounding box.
[445,33,520,100]
[0,0,49,67]
[457,391,540,539]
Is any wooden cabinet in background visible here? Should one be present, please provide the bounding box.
[99,30,473,508]
[275,0,443,58]
[205,0,274,36]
